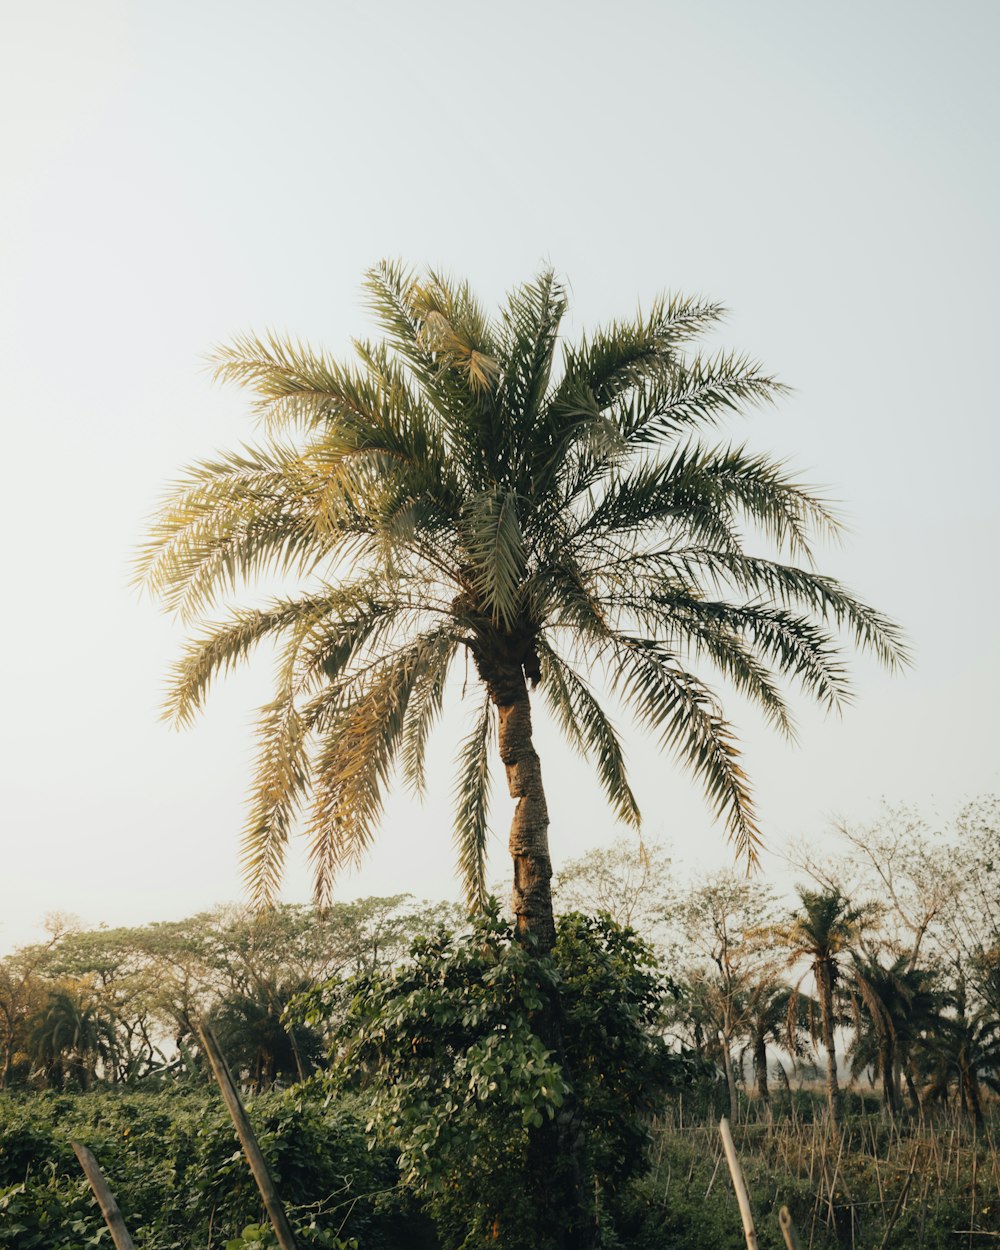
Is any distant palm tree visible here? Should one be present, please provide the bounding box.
[849,953,940,1116]
[738,977,811,1116]
[780,888,871,1124]
[920,975,1000,1127]
[138,264,906,953]
[26,988,108,1091]
[207,982,322,1091]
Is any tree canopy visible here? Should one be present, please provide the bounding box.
[138,263,907,944]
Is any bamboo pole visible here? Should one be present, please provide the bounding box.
[779,1204,803,1250]
[70,1141,137,1250]
[197,1022,299,1250]
[719,1116,760,1250]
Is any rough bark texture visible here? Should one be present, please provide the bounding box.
[493,670,556,952]
[754,1037,771,1114]
[721,1029,739,1124]
[879,1035,898,1117]
[476,659,594,1246]
[816,961,840,1125]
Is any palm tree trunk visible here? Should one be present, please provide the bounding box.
[488,665,591,1247]
[891,1057,903,1113]
[494,672,555,952]
[754,1036,771,1120]
[817,962,840,1125]
[904,1064,921,1114]
[963,1064,984,1129]
[880,1035,897,1117]
[720,1030,739,1123]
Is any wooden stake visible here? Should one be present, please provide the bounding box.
[70,1141,137,1250]
[779,1204,803,1250]
[198,1022,299,1250]
[720,1116,759,1250]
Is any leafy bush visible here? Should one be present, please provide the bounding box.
[305,906,690,1250]
[0,1088,432,1248]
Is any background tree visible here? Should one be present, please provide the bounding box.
[737,976,812,1118]
[843,813,959,970]
[138,262,907,953]
[919,969,1000,1126]
[207,980,323,1090]
[673,873,780,1120]
[778,887,872,1125]
[848,953,940,1116]
[0,948,54,1089]
[553,837,674,947]
[25,985,109,1091]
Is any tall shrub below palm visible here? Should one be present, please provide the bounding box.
[139,263,907,952]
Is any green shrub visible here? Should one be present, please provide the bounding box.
[306,906,691,1250]
[0,1088,431,1248]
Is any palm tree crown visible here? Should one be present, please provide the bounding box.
[138,264,907,949]
[780,887,874,1121]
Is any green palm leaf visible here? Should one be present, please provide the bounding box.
[141,262,907,942]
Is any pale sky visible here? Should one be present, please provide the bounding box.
[1,0,998,954]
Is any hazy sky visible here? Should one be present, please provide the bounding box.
[1,0,997,953]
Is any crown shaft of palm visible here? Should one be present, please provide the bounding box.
[139,263,907,953]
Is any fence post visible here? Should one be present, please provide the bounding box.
[197,1021,299,1250]
[70,1141,137,1250]
[719,1116,760,1250]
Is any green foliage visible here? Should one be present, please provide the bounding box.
[138,263,907,909]
[307,906,692,1249]
[0,1089,429,1249]
[0,896,449,1093]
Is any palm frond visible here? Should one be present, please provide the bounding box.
[617,351,788,444]
[163,592,339,728]
[536,642,640,826]
[135,445,325,620]
[452,693,495,912]
[499,269,567,453]
[302,629,452,905]
[240,693,313,907]
[399,637,458,798]
[702,552,912,671]
[605,634,760,865]
[462,489,526,628]
[557,293,727,411]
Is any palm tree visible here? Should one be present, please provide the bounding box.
[781,888,871,1124]
[207,981,322,1091]
[920,973,1000,1126]
[138,263,906,952]
[25,987,109,1091]
[848,953,940,1116]
[738,977,811,1118]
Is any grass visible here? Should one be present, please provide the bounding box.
[638,1101,1000,1249]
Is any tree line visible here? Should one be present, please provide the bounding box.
[3,797,998,1130]
[561,797,1000,1129]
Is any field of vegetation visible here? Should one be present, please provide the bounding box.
[0,269,992,1247]
[3,800,1000,1247]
